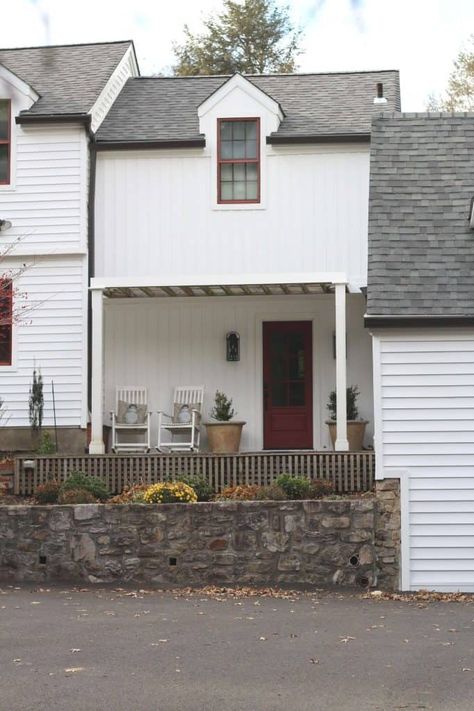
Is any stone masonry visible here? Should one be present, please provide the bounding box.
[0,499,387,588]
[374,479,401,590]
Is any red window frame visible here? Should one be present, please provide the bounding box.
[0,279,13,366]
[0,99,11,186]
[217,117,260,204]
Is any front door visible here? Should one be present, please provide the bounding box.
[263,321,313,449]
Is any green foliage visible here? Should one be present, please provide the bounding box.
[173,0,303,76]
[34,479,61,504]
[177,475,214,502]
[28,369,44,432]
[255,483,286,500]
[275,474,311,500]
[308,479,335,499]
[58,488,97,504]
[36,431,56,455]
[326,385,359,421]
[61,471,110,501]
[210,390,235,421]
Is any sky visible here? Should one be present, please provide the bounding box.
[2,0,474,110]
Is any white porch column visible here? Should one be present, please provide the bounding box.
[89,288,105,454]
[334,282,349,451]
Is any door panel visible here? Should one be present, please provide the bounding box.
[263,321,313,449]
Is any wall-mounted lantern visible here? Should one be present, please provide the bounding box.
[226,331,240,361]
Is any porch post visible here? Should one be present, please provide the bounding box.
[89,287,105,454]
[334,282,349,451]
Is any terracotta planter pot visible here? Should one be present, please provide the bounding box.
[205,421,246,453]
[326,420,368,451]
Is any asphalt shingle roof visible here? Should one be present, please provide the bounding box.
[0,40,133,116]
[96,70,400,143]
[367,114,474,317]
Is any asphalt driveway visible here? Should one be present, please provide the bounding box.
[1,585,473,711]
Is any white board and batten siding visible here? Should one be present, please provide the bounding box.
[95,144,370,290]
[373,331,474,591]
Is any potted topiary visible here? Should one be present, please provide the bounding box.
[325,385,368,451]
[205,390,246,453]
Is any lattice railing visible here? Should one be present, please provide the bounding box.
[13,451,375,496]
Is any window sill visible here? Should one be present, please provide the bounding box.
[212,201,267,212]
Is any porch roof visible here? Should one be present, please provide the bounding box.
[91,272,349,299]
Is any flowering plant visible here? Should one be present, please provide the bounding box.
[143,481,197,504]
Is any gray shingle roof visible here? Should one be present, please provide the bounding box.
[96,70,400,144]
[367,114,474,317]
[0,40,133,117]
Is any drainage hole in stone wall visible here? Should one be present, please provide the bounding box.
[357,574,370,588]
[169,557,177,566]
[349,555,360,567]
[39,555,47,565]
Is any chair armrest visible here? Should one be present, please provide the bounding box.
[157,411,173,421]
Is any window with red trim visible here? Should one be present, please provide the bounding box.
[0,279,12,365]
[217,118,260,203]
[0,100,11,185]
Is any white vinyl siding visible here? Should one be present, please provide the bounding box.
[373,331,474,592]
[0,124,88,254]
[0,256,87,427]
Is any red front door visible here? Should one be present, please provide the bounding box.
[263,321,313,449]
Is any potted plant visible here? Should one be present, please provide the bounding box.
[325,385,368,451]
[205,390,246,453]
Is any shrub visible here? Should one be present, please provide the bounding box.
[327,385,360,421]
[143,482,197,504]
[210,390,235,421]
[216,485,260,501]
[37,432,56,455]
[110,483,149,504]
[35,479,61,504]
[176,475,213,502]
[61,471,110,501]
[308,479,335,499]
[275,474,311,500]
[58,488,97,504]
[255,484,286,501]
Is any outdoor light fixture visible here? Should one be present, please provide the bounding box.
[226,331,240,361]
[0,219,12,232]
[469,197,474,229]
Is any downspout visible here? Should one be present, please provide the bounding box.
[87,133,97,419]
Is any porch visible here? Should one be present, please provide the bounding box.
[89,272,374,455]
[14,450,375,496]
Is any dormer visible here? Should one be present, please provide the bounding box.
[198,73,284,209]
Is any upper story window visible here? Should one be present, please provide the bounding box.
[0,279,12,365]
[217,118,260,204]
[0,100,11,185]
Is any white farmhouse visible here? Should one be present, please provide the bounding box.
[90,68,400,454]
[0,40,138,451]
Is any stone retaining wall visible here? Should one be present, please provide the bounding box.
[0,495,400,589]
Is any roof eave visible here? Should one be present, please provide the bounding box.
[267,133,370,145]
[16,112,92,126]
[364,314,474,328]
[95,137,206,151]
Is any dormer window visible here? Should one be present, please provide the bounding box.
[217,118,260,204]
[0,100,11,185]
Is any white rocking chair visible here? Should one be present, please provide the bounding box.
[157,385,204,452]
[111,386,151,453]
